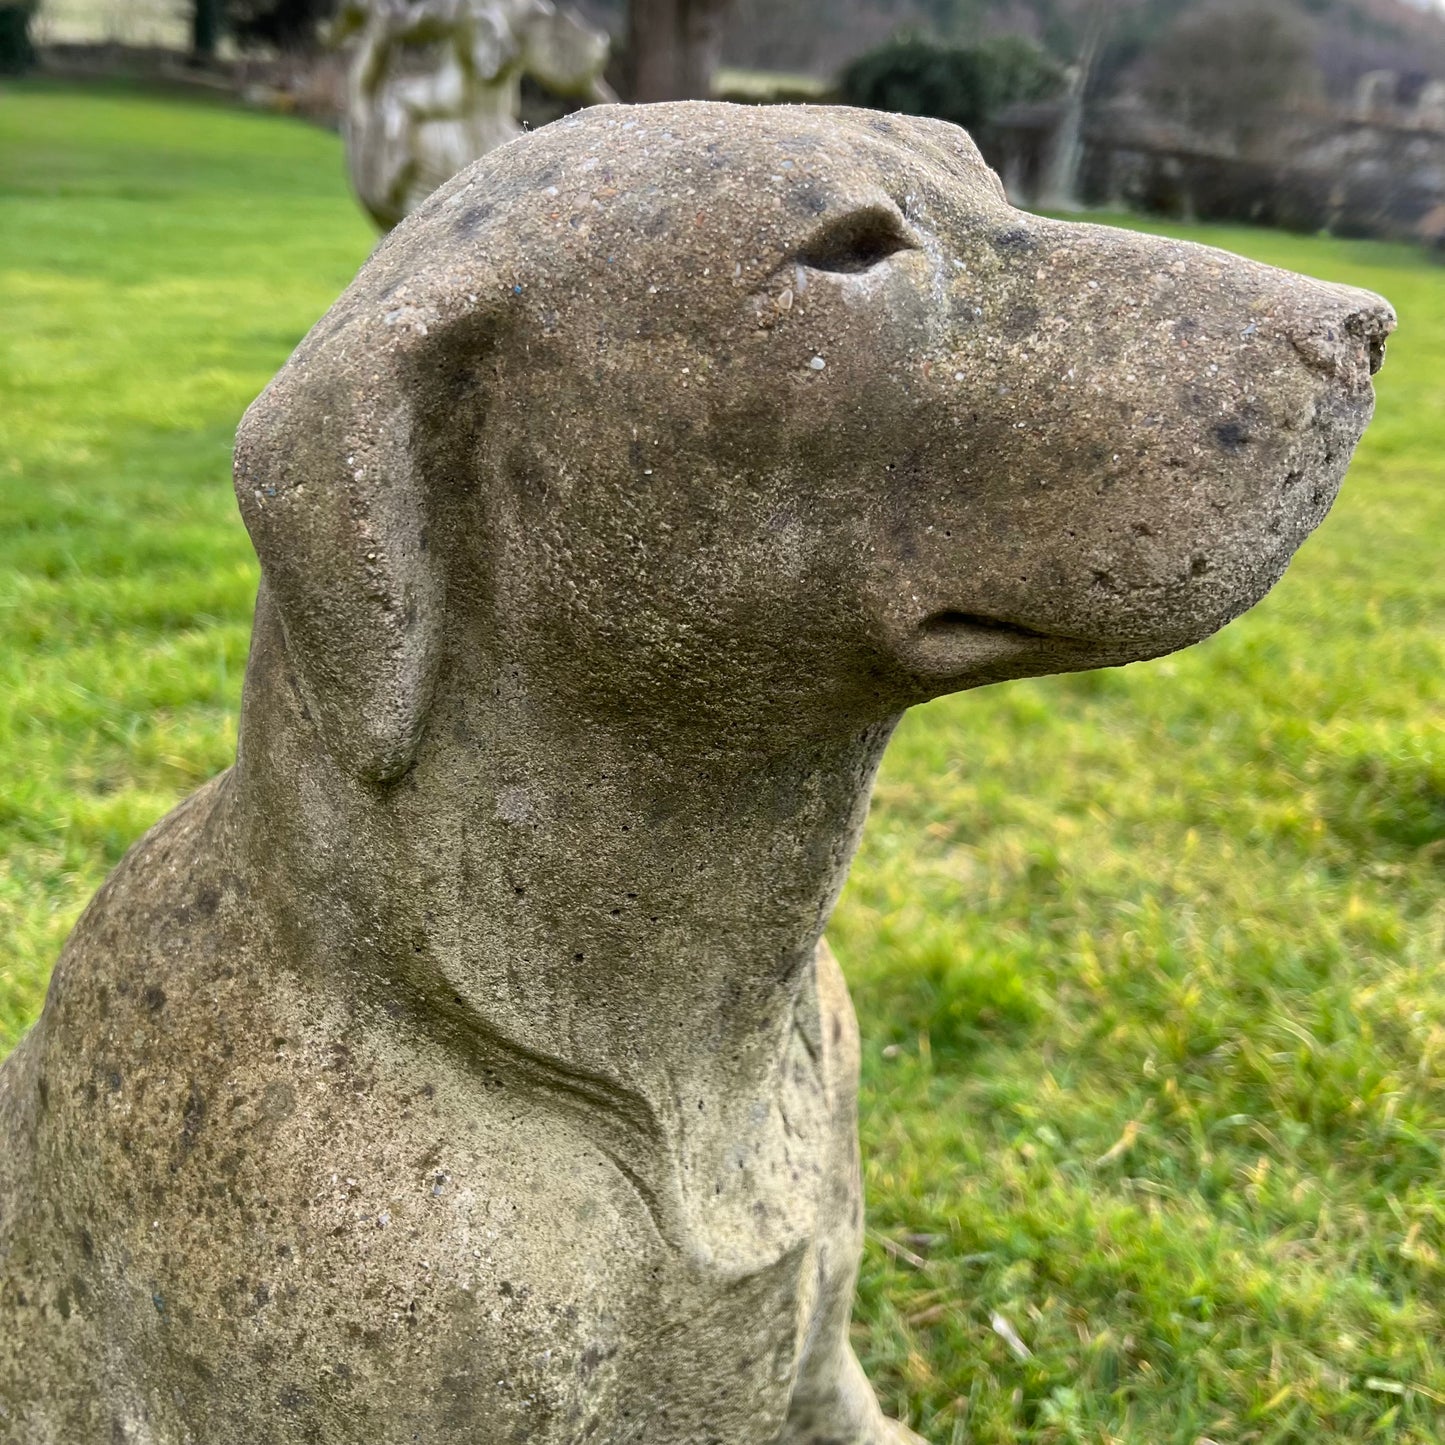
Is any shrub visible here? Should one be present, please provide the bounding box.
[839,31,1063,137]
[229,0,338,52]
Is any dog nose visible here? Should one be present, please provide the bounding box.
[1291,292,1396,381]
[1345,300,1396,376]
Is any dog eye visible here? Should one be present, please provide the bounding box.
[795,208,916,274]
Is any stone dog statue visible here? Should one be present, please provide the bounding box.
[0,104,1392,1442]
[333,0,613,231]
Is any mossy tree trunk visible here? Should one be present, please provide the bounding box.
[0,2,36,75]
[192,0,224,61]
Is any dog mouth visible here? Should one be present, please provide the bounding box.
[908,608,1107,681]
[919,609,1069,643]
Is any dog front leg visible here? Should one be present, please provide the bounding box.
[777,942,925,1445]
[783,1333,925,1445]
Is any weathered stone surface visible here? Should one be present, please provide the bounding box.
[334,0,613,231]
[0,103,1392,1442]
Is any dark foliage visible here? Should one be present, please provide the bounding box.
[227,0,338,51]
[0,2,35,74]
[1085,146,1333,231]
[839,31,1063,135]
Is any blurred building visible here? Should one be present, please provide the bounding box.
[991,81,1445,247]
[33,0,191,49]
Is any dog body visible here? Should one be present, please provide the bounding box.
[0,103,1390,1442]
[0,764,876,1444]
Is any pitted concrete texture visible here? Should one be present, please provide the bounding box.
[0,102,1392,1443]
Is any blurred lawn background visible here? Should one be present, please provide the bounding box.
[1,80,1442,1444]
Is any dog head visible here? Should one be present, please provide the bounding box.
[235,103,1393,777]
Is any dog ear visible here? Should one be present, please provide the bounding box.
[233,242,494,784]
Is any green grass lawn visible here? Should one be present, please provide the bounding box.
[2,81,1442,1444]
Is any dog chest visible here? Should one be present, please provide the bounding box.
[14,979,836,1443]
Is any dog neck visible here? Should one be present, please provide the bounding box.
[233,592,897,1251]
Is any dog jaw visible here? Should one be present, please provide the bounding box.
[872,218,1395,692]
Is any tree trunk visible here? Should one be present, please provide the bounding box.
[1038,0,1111,211]
[629,0,732,103]
[192,0,223,61]
[0,5,38,76]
